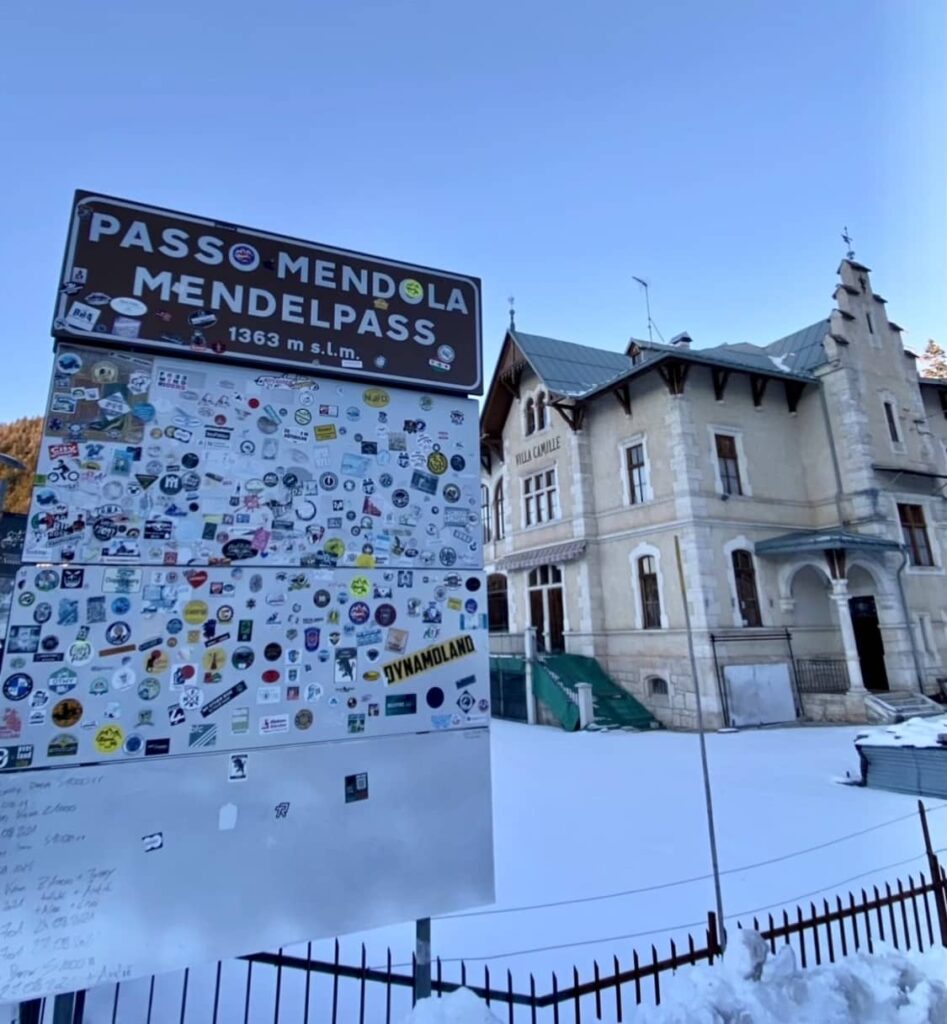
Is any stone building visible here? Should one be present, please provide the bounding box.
[480,260,947,728]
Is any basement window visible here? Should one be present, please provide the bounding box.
[648,677,669,701]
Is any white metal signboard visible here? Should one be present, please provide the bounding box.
[25,345,481,569]
[1,564,489,770]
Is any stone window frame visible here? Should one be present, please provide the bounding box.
[723,535,765,628]
[707,425,753,498]
[880,390,906,454]
[618,432,653,507]
[628,541,669,630]
[646,675,671,704]
[896,499,941,573]
[522,465,560,530]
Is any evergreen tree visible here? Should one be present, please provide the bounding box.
[920,339,947,378]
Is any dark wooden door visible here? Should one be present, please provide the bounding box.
[547,587,565,653]
[849,596,889,691]
[529,589,546,652]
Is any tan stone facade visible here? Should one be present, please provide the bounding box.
[481,261,947,729]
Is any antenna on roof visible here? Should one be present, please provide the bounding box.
[632,277,653,344]
[841,226,855,261]
[507,295,516,331]
[633,276,665,344]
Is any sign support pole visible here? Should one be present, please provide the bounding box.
[414,917,432,1002]
[674,535,726,952]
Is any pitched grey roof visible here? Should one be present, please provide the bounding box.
[760,319,830,374]
[511,331,633,398]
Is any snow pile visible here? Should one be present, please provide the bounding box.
[402,937,946,1024]
[631,931,946,1023]
[402,987,502,1023]
[855,715,947,749]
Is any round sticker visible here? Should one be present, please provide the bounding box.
[264,642,282,661]
[231,647,255,670]
[392,489,409,509]
[229,242,260,271]
[320,472,338,491]
[33,602,52,624]
[17,592,35,607]
[94,724,124,755]
[442,484,461,503]
[56,352,82,374]
[52,698,83,727]
[183,600,208,624]
[450,455,466,472]
[110,296,147,317]
[167,617,183,634]
[68,640,93,665]
[294,709,313,730]
[262,669,280,684]
[105,621,131,645]
[138,677,160,701]
[348,601,370,625]
[363,388,389,408]
[465,576,481,592]
[295,408,312,425]
[465,599,478,613]
[349,576,370,598]
[439,548,457,567]
[314,589,331,608]
[181,452,200,469]
[89,677,109,695]
[399,278,424,304]
[34,569,59,591]
[217,605,234,623]
[123,734,144,755]
[374,604,397,626]
[427,451,448,475]
[3,673,32,701]
[426,687,445,709]
[324,538,345,559]
[112,665,136,691]
[112,596,131,615]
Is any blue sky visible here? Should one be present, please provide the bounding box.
[0,0,943,418]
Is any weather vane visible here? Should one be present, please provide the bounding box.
[842,226,855,261]
[508,295,516,331]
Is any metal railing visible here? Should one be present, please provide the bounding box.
[795,658,850,694]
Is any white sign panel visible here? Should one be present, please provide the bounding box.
[0,729,494,1002]
[25,345,481,569]
[723,663,798,727]
[1,565,489,771]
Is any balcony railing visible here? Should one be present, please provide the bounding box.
[795,658,850,694]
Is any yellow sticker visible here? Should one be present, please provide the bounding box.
[363,388,390,409]
[143,649,169,674]
[183,600,208,624]
[203,648,227,672]
[95,724,124,755]
[383,634,476,685]
[362,670,381,682]
[399,279,424,303]
[324,538,345,558]
[350,576,370,597]
[447,597,462,611]
[314,424,337,441]
[354,553,376,568]
[427,451,448,475]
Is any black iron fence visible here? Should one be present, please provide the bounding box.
[795,658,850,694]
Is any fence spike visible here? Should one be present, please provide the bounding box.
[552,972,559,1024]
[507,970,514,1024]
[484,965,491,1006]
[386,949,393,1024]
[809,903,821,966]
[651,945,660,1006]
[795,907,807,969]
[896,880,910,952]
[767,913,776,954]
[593,960,602,1021]
[461,960,467,988]
[573,966,582,1022]
[633,950,641,1006]
[861,889,874,954]
[359,944,367,1024]
[836,896,848,958]
[613,954,623,1023]
[530,974,538,1024]
[822,900,835,964]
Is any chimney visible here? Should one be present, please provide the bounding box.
[670,332,692,349]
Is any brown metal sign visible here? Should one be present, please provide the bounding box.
[53,191,482,394]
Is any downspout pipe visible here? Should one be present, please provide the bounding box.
[895,545,926,692]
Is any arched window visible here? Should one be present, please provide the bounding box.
[493,479,505,540]
[637,556,661,629]
[648,676,669,700]
[536,392,547,431]
[480,484,491,544]
[731,549,761,627]
[524,397,535,436]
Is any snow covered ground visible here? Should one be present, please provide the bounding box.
[406,941,946,1023]
[8,720,946,1021]
[320,720,945,982]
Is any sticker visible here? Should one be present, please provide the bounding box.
[47,734,78,758]
[386,694,417,716]
[383,634,476,685]
[110,296,148,317]
[189,723,217,748]
[142,832,164,852]
[345,772,369,803]
[294,709,313,730]
[259,714,289,735]
[3,674,33,701]
[94,724,124,755]
[0,744,34,771]
[201,680,248,718]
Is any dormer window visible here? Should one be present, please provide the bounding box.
[524,397,535,436]
[629,344,643,366]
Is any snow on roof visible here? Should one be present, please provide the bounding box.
[855,714,947,749]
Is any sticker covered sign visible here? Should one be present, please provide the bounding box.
[25,345,481,568]
[52,192,482,393]
[1,564,489,771]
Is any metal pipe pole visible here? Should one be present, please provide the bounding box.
[674,535,726,951]
[414,917,431,1002]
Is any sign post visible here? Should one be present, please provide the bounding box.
[0,193,493,1006]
